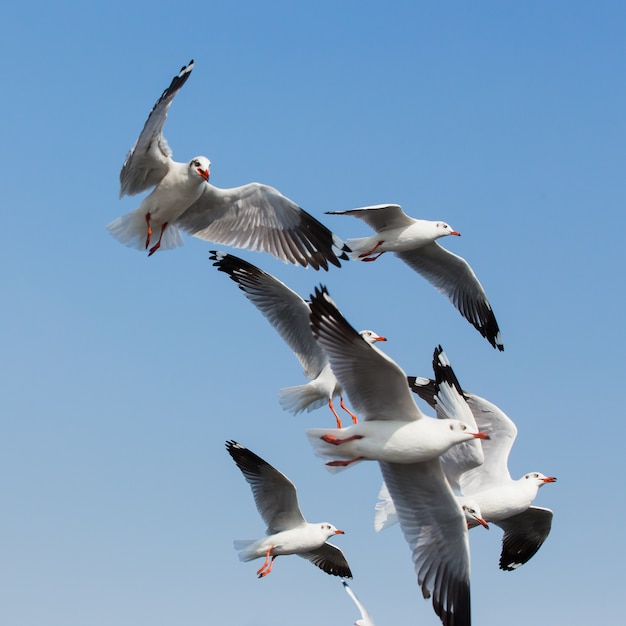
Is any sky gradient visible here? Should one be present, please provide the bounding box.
[2,2,625,625]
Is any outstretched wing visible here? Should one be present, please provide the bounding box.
[226,441,306,533]
[119,60,194,197]
[298,542,353,578]
[397,243,503,351]
[178,183,350,270]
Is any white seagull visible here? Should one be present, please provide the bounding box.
[342,580,376,626]
[108,60,350,269]
[306,286,479,626]
[408,374,557,571]
[327,204,503,350]
[306,287,488,470]
[374,346,489,533]
[210,251,387,427]
[226,440,352,579]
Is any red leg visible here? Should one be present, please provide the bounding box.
[145,213,153,249]
[328,398,343,429]
[258,555,277,578]
[358,240,385,260]
[148,222,168,256]
[326,456,365,467]
[256,546,274,576]
[362,251,385,262]
[339,397,359,424]
[321,434,364,445]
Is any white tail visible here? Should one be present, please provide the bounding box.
[278,384,327,414]
[107,210,184,251]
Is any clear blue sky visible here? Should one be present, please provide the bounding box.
[2,2,625,624]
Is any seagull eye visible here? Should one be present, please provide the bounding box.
[449,424,454,431]
[192,159,200,167]
[461,424,467,430]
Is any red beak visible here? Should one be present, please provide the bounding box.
[374,336,388,342]
[472,432,490,440]
[474,516,489,529]
[450,230,461,236]
[334,529,345,535]
[542,476,557,483]
[197,168,210,181]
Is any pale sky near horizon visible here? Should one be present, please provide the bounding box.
[2,2,625,625]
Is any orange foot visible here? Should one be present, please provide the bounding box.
[326,456,365,467]
[321,434,363,445]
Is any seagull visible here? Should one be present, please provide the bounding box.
[108,60,350,269]
[225,440,352,579]
[306,286,478,626]
[210,250,387,427]
[327,204,503,350]
[374,346,489,533]
[408,373,557,571]
[306,287,489,470]
[342,580,376,626]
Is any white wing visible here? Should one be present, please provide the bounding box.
[119,60,194,197]
[409,347,484,492]
[308,286,425,422]
[343,581,376,626]
[177,183,350,271]
[326,204,414,231]
[210,251,327,378]
[459,393,518,493]
[396,243,503,351]
[226,441,306,533]
[379,460,471,626]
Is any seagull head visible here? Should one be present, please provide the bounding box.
[460,500,489,530]
[319,523,345,539]
[524,472,557,487]
[435,221,461,238]
[359,329,387,344]
[190,156,211,182]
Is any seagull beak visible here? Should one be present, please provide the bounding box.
[374,336,388,342]
[197,168,210,181]
[334,529,345,535]
[542,476,557,483]
[474,516,489,529]
[450,230,461,236]
[472,431,490,440]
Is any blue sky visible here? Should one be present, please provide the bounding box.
[2,2,625,624]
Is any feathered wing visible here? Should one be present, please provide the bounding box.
[298,542,353,578]
[379,460,471,626]
[119,60,194,197]
[495,506,553,571]
[209,251,327,377]
[459,393,517,494]
[308,285,424,422]
[177,183,350,270]
[409,348,484,492]
[226,441,306,532]
[327,204,414,231]
[343,581,376,626]
[396,243,503,351]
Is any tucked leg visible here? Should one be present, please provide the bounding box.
[358,240,385,260]
[321,434,364,445]
[326,456,365,467]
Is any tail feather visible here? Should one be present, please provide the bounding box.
[345,237,375,260]
[107,210,184,251]
[233,539,259,562]
[278,385,327,414]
